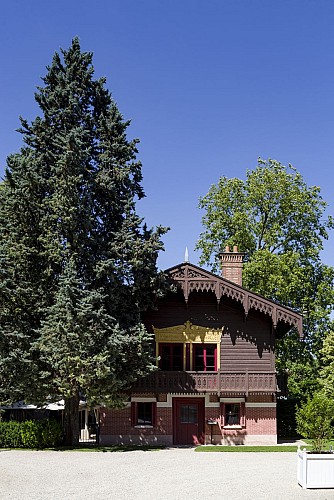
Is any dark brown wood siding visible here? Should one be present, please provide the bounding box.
[143,289,274,372]
[220,304,274,372]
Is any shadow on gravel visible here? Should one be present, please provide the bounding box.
[0,445,198,452]
[48,444,167,452]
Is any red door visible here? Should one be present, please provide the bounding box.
[173,398,205,445]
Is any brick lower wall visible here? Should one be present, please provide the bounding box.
[99,406,173,446]
[206,404,276,445]
[99,396,277,446]
[246,406,276,435]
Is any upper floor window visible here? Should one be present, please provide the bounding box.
[193,344,217,372]
[159,343,183,371]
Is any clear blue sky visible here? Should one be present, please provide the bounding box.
[0,0,333,270]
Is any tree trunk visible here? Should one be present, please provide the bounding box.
[63,392,80,446]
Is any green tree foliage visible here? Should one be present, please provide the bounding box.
[296,392,334,452]
[196,158,334,399]
[319,325,334,399]
[0,38,167,445]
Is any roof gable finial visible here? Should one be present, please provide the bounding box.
[184,247,189,263]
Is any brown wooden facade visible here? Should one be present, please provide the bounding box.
[141,262,302,393]
[99,256,302,446]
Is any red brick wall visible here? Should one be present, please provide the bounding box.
[99,406,172,438]
[204,407,221,434]
[99,399,276,445]
[245,406,276,435]
[156,407,173,436]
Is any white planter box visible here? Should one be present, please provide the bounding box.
[297,447,334,489]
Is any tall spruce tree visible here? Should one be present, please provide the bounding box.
[0,38,167,445]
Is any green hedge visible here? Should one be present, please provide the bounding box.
[0,419,63,448]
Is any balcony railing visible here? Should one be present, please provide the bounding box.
[132,370,277,394]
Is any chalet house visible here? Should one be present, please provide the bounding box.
[99,247,302,446]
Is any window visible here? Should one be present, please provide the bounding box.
[193,344,217,371]
[221,402,245,427]
[180,404,198,424]
[225,403,240,425]
[159,343,183,371]
[131,402,156,427]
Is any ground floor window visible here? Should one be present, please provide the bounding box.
[221,401,245,427]
[131,402,156,427]
[225,403,240,425]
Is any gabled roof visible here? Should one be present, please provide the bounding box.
[165,262,303,337]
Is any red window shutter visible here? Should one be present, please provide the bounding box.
[152,402,157,427]
[131,402,136,426]
[240,402,246,427]
[220,403,225,427]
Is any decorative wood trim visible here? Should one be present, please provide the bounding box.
[249,296,273,316]
[154,321,222,370]
[166,263,303,336]
[220,282,245,304]
[153,321,223,344]
[276,307,303,332]
[133,371,276,394]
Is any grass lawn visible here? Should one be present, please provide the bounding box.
[196,441,334,452]
[304,439,334,451]
[195,445,304,452]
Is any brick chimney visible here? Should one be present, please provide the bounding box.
[219,245,244,286]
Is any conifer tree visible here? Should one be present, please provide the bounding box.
[0,38,167,445]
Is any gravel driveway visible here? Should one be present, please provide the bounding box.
[0,448,333,500]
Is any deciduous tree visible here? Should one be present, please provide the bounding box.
[196,158,334,398]
[319,325,334,399]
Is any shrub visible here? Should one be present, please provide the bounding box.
[0,421,22,447]
[39,419,63,447]
[0,419,63,448]
[296,392,334,452]
[20,420,40,448]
